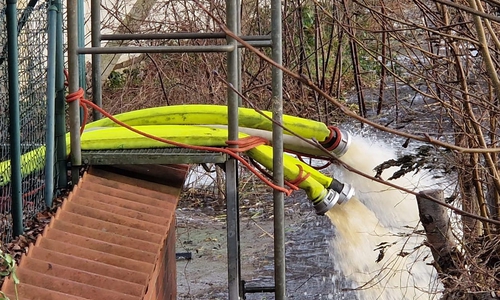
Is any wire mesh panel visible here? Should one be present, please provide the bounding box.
[0,2,50,242]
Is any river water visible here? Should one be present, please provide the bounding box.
[241,133,447,300]
[326,134,443,299]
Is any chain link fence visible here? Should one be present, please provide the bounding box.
[0,2,52,242]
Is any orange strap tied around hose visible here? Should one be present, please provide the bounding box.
[287,164,311,187]
[225,136,269,152]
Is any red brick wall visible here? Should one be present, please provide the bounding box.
[144,217,177,300]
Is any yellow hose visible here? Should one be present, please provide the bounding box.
[0,124,331,203]
[246,146,328,202]
[293,159,333,188]
[85,104,331,141]
[0,146,46,186]
[80,125,231,150]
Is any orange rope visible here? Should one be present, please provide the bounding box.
[65,88,89,135]
[287,164,311,187]
[225,136,269,152]
[64,82,296,196]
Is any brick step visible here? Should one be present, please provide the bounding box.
[85,170,180,200]
[79,180,174,212]
[55,209,163,244]
[49,219,159,253]
[2,280,88,300]
[70,188,171,226]
[62,201,168,235]
[1,164,188,299]
[43,227,156,263]
[19,255,144,296]
[28,246,149,285]
[35,236,154,274]
[13,267,139,300]
[100,164,189,190]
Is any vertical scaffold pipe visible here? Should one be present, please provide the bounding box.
[55,0,67,189]
[6,0,23,236]
[271,0,285,297]
[90,0,102,120]
[44,3,58,208]
[77,0,86,102]
[67,0,82,185]
[226,0,241,297]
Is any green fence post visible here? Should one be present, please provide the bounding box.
[6,0,24,237]
[44,2,58,207]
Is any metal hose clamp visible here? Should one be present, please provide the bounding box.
[331,129,351,157]
[337,182,355,204]
[314,189,340,215]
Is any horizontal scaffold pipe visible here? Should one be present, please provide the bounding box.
[100,32,271,41]
[77,45,236,54]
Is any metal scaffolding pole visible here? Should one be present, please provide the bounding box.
[91,0,102,120]
[78,45,236,54]
[271,0,286,298]
[77,0,86,101]
[67,0,82,185]
[100,33,271,41]
[226,0,241,297]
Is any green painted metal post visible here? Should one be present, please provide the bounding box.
[44,3,58,207]
[55,0,67,189]
[6,0,24,236]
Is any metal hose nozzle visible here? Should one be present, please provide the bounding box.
[332,129,351,157]
[313,180,356,215]
[321,127,352,157]
[329,179,355,205]
[313,189,340,215]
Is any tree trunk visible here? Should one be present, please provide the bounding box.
[416,190,461,281]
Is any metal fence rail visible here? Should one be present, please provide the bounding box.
[0,2,51,242]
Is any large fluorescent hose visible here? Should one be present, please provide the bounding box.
[1,125,232,185]
[86,105,352,157]
[202,125,329,157]
[0,146,46,186]
[85,104,331,140]
[248,145,328,203]
[0,125,353,214]
[246,146,354,214]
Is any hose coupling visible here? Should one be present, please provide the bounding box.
[328,179,355,205]
[313,189,340,215]
[321,127,352,157]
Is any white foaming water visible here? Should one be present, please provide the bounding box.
[327,134,442,300]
